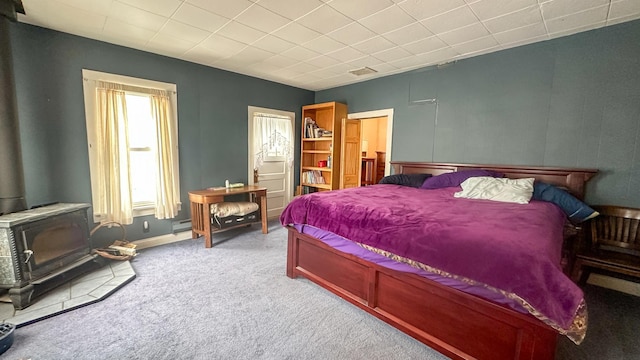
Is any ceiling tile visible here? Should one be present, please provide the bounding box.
[281,46,322,61]
[186,0,255,19]
[468,0,538,20]
[328,0,394,20]
[451,35,499,55]
[397,0,467,21]
[414,46,461,66]
[183,45,225,65]
[227,47,276,64]
[302,36,346,54]
[20,0,107,33]
[421,6,480,34]
[609,0,640,20]
[545,5,609,34]
[383,23,434,46]
[388,55,431,71]
[492,22,547,45]
[263,55,299,68]
[103,17,156,42]
[297,5,354,33]
[56,0,113,14]
[305,55,341,68]
[482,5,543,33]
[147,33,196,56]
[200,34,247,57]
[351,36,396,54]
[172,3,230,32]
[347,55,385,68]
[402,36,448,55]
[498,34,548,50]
[287,61,321,73]
[326,22,377,44]
[359,5,416,34]
[108,1,168,31]
[159,20,212,44]
[247,61,283,74]
[272,22,322,44]
[541,0,610,20]
[325,46,367,62]
[372,46,412,62]
[118,0,182,17]
[251,35,296,53]
[256,0,324,20]
[217,21,268,45]
[234,4,290,33]
[437,22,489,46]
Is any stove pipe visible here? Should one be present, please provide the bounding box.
[0,0,26,214]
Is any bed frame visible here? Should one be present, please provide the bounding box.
[286,162,597,360]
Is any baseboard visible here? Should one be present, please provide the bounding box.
[587,274,640,297]
[132,231,192,250]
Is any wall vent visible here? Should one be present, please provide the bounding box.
[349,67,378,76]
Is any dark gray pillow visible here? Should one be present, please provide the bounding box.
[379,173,432,188]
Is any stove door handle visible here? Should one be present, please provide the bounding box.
[24,249,33,263]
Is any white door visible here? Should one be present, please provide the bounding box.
[248,106,295,219]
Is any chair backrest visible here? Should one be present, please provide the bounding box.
[588,205,640,253]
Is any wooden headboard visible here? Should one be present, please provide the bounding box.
[391,162,598,200]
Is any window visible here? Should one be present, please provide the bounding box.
[82,70,180,225]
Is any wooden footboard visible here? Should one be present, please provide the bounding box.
[287,226,558,360]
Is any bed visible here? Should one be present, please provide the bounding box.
[281,162,597,360]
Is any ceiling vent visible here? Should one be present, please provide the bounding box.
[349,67,378,76]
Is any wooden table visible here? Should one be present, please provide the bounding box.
[188,185,268,248]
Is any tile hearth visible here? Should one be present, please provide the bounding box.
[0,260,135,327]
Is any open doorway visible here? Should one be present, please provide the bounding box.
[347,109,394,187]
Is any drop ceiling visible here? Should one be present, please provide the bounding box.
[16,0,640,91]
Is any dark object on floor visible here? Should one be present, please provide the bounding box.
[0,323,15,355]
[572,205,640,284]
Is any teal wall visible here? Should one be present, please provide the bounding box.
[317,20,640,208]
[8,22,313,243]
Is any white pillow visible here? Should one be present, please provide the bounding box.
[454,177,535,204]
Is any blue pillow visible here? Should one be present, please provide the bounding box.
[379,173,432,188]
[532,182,599,223]
[420,169,504,189]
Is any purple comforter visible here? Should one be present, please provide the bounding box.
[280,184,587,343]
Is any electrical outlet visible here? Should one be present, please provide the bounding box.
[143,220,149,233]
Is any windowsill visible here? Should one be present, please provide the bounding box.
[133,206,155,217]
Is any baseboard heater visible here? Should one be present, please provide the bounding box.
[172,219,192,233]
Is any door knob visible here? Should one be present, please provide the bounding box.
[253,169,259,183]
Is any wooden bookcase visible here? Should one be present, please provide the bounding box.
[300,101,347,192]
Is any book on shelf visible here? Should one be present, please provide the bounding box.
[301,186,318,195]
[302,170,325,184]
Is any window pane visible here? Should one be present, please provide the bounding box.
[130,151,156,204]
[126,94,155,148]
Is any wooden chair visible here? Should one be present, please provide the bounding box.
[571,205,640,284]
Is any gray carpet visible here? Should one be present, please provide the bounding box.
[2,221,639,359]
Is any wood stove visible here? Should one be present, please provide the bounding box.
[0,203,105,309]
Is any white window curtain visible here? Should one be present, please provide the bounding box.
[150,92,181,219]
[252,113,294,170]
[93,81,134,224]
[89,80,180,224]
